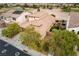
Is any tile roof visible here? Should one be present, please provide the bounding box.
[21,10,55,38]
[28,10,47,18]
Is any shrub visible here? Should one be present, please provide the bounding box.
[2,23,22,38]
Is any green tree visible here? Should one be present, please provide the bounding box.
[62,6,71,12]
[0,4,4,9]
[3,4,9,8]
[2,23,22,38]
[41,40,49,52]
[47,5,49,9]
[20,27,41,50]
[42,5,46,9]
[49,29,78,56]
[32,4,38,8]
[37,7,40,12]
[49,5,53,10]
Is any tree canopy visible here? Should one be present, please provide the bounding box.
[62,6,71,12]
[20,26,79,55]
[20,27,41,50]
[49,29,79,56]
[2,23,22,38]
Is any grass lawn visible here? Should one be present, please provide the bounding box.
[71,8,79,12]
[24,8,34,12]
[62,7,79,12]
[0,8,10,13]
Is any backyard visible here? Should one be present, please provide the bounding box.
[71,8,79,12]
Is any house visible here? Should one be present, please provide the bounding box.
[66,12,79,34]
[0,9,55,38]
[0,20,6,28]
[0,10,30,25]
[21,9,56,38]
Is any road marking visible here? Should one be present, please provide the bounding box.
[1,49,7,54]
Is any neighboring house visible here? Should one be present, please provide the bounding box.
[66,12,79,34]
[0,10,30,25]
[0,20,6,28]
[21,10,56,38]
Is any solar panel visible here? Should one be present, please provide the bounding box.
[13,11,23,14]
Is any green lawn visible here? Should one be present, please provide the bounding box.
[71,8,79,12]
[62,7,79,12]
[24,8,34,12]
[0,8,10,13]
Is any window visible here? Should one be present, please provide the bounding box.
[62,23,66,26]
[25,16,27,18]
[72,30,75,32]
[55,20,59,22]
[1,16,3,19]
[0,16,2,19]
[13,18,16,20]
[77,31,79,35]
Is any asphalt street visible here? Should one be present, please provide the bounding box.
[0,39,30,56]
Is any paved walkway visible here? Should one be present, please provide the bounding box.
[0,28,45,56]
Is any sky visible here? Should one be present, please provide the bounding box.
[0,0,79,3]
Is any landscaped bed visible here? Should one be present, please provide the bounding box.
[20,27,48,55]
[2,23,22,38]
